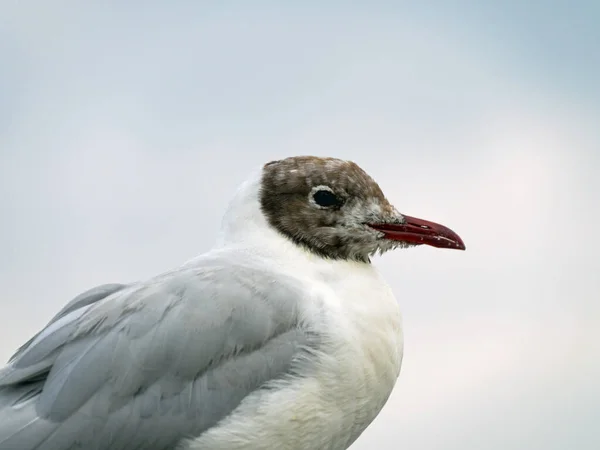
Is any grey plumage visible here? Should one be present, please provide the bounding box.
[0,155,460,450]
[0,255,317,450]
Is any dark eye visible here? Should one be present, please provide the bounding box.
[313,189,343,208]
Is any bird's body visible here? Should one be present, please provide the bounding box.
[0,157,463,449]
[185,249,402,450]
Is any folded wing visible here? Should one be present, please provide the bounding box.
[0,259,315,450]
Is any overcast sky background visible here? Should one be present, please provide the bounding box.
[1,2,599,449]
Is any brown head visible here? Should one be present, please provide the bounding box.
[259,156,465,263]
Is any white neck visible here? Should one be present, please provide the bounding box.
[184,167,373,279]
[211,167,323,264]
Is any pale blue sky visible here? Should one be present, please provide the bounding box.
[1,2,598,449]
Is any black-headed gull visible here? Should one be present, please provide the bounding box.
[0,156,465,450]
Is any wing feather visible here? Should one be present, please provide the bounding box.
[0,258,316,450]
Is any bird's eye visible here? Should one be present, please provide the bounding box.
[312,189,343,208]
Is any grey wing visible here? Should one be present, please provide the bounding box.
[0,262,317,450]
[8,283,127,364]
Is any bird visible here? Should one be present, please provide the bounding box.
[0,155,465,450]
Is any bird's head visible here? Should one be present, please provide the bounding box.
[259,156,465,263]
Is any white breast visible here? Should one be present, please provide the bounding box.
[302,259,404,448]
[186,259,403,450]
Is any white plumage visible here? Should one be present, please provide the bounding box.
[0,156,464,450]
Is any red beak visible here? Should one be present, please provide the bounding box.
[369,214,466,250]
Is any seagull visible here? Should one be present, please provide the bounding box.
[0,156,465,450]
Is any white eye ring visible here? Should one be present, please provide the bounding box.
[309,185,343,209]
